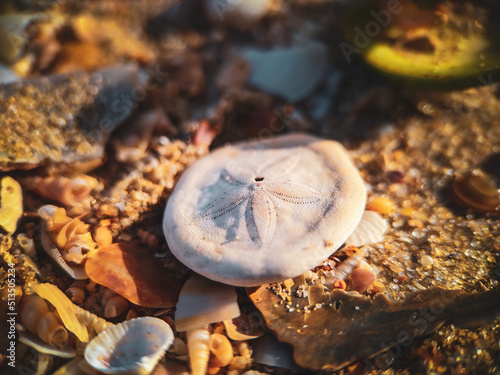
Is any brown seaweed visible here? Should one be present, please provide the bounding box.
[248,284,500,371]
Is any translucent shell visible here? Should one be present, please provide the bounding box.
[84,317,174,375]
[208,333,234,368]
[175,275,240,332]
[85,242,182,308]
[345,211,388,247]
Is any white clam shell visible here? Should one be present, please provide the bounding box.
[175,275,240,332]
[84,317,174,375]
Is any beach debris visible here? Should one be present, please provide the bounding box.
[84,317,174,374]
[0,176,23,234]
[85,241,182,308]
[164,134,366,286]
[241,41,328,103]
[345,210,388,247]
[175,274,240,332]
[38,205,96,279]
[20,294,69,348]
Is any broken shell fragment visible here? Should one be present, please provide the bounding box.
[345,210,388,247]
[175,275,240,332]
[84,317,174,375]
[38,205,95,279]
[164,134,366,286]
[0,176,23,234]
[85,242,182,308]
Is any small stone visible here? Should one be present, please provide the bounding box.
[420,255,434,268]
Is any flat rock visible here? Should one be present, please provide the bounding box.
[0,65,138,171]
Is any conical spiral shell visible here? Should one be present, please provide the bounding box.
[187,326,211,375]
[20,295,68,348]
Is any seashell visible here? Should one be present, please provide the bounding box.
[20,295,69,348]
[209,333,234,368]
[175,275,240,332]
[18,330,77,358]
[84,317,174,375]
[323,246,369,289]
[164,134,366,286]
[452,171,500,212]
[103,293,130,319]
[223,316,264,341]
[22,175,98,207]
[66,280,87,305]
[186,326,211,375]
[38,205,97,279]
[16,233,36,258]
[0,176,24,234]
[34,283,90,342]
[205,0,281,28]
[85,242,182,308]
[345,210,388,247]
[94,220,113,248]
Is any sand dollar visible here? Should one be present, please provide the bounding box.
[163,134,366,286]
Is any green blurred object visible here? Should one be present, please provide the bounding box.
[341,0,500,89]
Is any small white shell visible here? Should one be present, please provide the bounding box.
[345,210,388,247]
[84,317,174,375]
[175,275,240,332]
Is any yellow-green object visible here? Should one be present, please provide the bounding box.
[0,176,23,234]
[34,283,90,343]
[341,1,500,89]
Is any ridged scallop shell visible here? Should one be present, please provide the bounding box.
[84,317,174,375]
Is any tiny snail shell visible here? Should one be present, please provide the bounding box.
[20,295,69,348]
[187,326,211,375]
[66,280,86,305]
[104,295,130,318]
[209,333,234,368]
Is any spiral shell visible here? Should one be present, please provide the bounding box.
[39,205,97,279]
[101,288,130,318]
[20,295,69,348]
[66,280,86,305]
[187,326,211,375]
[209,333,233,369]
[22,175,97,207]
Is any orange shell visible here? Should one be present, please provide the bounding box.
[85,241,182,308]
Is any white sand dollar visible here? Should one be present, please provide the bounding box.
[163,134,366,286]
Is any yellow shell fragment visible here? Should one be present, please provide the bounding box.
[34,283,89,342]
[0,176,23,234]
